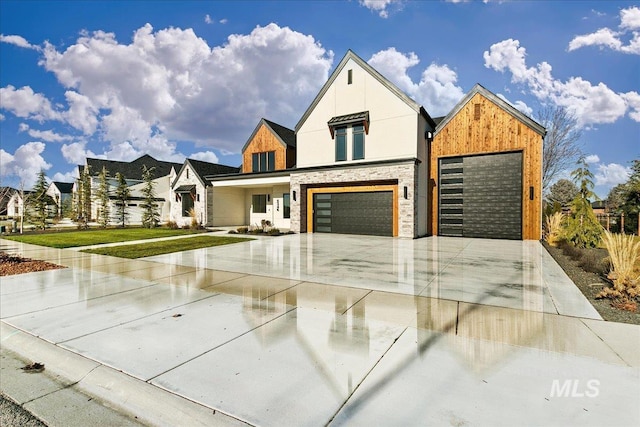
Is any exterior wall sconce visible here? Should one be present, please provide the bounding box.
[276,200,280,211]
[425,130,433,142]
[404,186,408,199]
[293,191,297,201]
[529,186,534,200]
[267,194,271,202]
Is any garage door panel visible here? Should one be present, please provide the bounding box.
[313,191,393,236]
[439,152,522,240]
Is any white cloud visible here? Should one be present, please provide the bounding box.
[0,85,62,122]
[0,114,4,121]
[568,6,640,54]
[497,94,533,116]
[36,23,332,156]
[219,19,228,24]
[595,162,631,186]
[483,39,638,126]
[0,142,51,186]
[0,34,40,50]
[205,14,213,24]
[190,151,220,164]
[359,0,403,18]
[18,123,74,142]
[584,154,600,164]
[368,48,465,116]
[61,141,98,165]
[52,170,78,183]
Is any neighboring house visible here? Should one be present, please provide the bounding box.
[170,159,239,227]
[77,154,182,224]
[206,118,296,229]
[6,190,26,219]
[46,181,74,218]
[591,201,607,216]
[290,50,436,238]
[430,84,545,240]
[0,187,17,217]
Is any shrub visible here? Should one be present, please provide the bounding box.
[166,220,179,229]
[578,250,609,275]
[267,228,281,236]
[597,230,640,301]
[559,239,583,260]
[188,208,199,230]
[236,226,248,234]
[544,212,564,246]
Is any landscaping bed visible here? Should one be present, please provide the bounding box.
[542,241,639,325]
[0,252,65,276]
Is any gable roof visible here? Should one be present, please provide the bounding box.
[436,83,546,136]
[51,181,74,194]
[242,118,296,153]
[172,159,240,188]
[82,154,182,181]
[295,50,436,132]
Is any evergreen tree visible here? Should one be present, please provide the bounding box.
[621,159,640,234]
[114,172,130,228]
[75,165,92,228]
[140,165,160,228]
[546,179,579,208]
[96,166,111,228]
[29,170,49,230]
[565,157,602,248]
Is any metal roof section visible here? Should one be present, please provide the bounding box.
[327,111,370,137]
[174,184,196,193]
[241,118,296,153]
[435,83,546,137]
[295,50,436,133]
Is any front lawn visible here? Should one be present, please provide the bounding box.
[82,235,253,258]
[3,227,206,248]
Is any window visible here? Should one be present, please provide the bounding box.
[347,69,353,84]
[182,192,194,217]
[353,125,365,160]
[186,169,189,179]
[252,194,267,213]
[335,127,347,161]
[283,193,290,219]
[252,151,275,172]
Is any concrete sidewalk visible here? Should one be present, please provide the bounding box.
[1,236,638,426]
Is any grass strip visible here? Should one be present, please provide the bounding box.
[3,228,206,248]
[81,235,253,258]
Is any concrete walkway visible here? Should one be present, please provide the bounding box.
[1,236,638,426]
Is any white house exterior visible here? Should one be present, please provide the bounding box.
[290,50,436,238]
[46,181,73,218]
[170,159,239,227]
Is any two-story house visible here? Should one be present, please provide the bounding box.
[289,50,436,238]
[206,118,296,230]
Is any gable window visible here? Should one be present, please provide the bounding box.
[353,125,365,160]
[335,127,347,162]
[347,69,353,85]
[283,193,290,219]
[252,151,275,172]
[252,194,267,213]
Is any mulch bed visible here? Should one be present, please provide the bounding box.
[0,252,66,277]
[542,242,639,325]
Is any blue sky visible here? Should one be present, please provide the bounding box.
[1,1,638,198]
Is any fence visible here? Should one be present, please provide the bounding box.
[596,212,640,235]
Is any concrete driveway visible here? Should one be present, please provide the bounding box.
[1,235,638,426]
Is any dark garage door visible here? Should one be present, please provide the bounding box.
[438,152,522,239]
[313,191,393,236]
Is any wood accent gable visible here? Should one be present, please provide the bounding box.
[429,92,543,240]
[242,123,288,173]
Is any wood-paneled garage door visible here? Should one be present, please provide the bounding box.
[311,190,394,236]
[438,152,523,239]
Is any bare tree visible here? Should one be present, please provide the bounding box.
[537,105,583,191]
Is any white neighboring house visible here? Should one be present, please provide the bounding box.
[46,181,74,218]
[77,154,182,226]
[170,159,239,227]
[6,191,28,220]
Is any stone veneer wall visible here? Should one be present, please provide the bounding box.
[290,161,418,238]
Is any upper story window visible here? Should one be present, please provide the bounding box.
[352,125,365,160]
[335,127,347,162]
[252,151,275,172]
[328,111,369,163]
